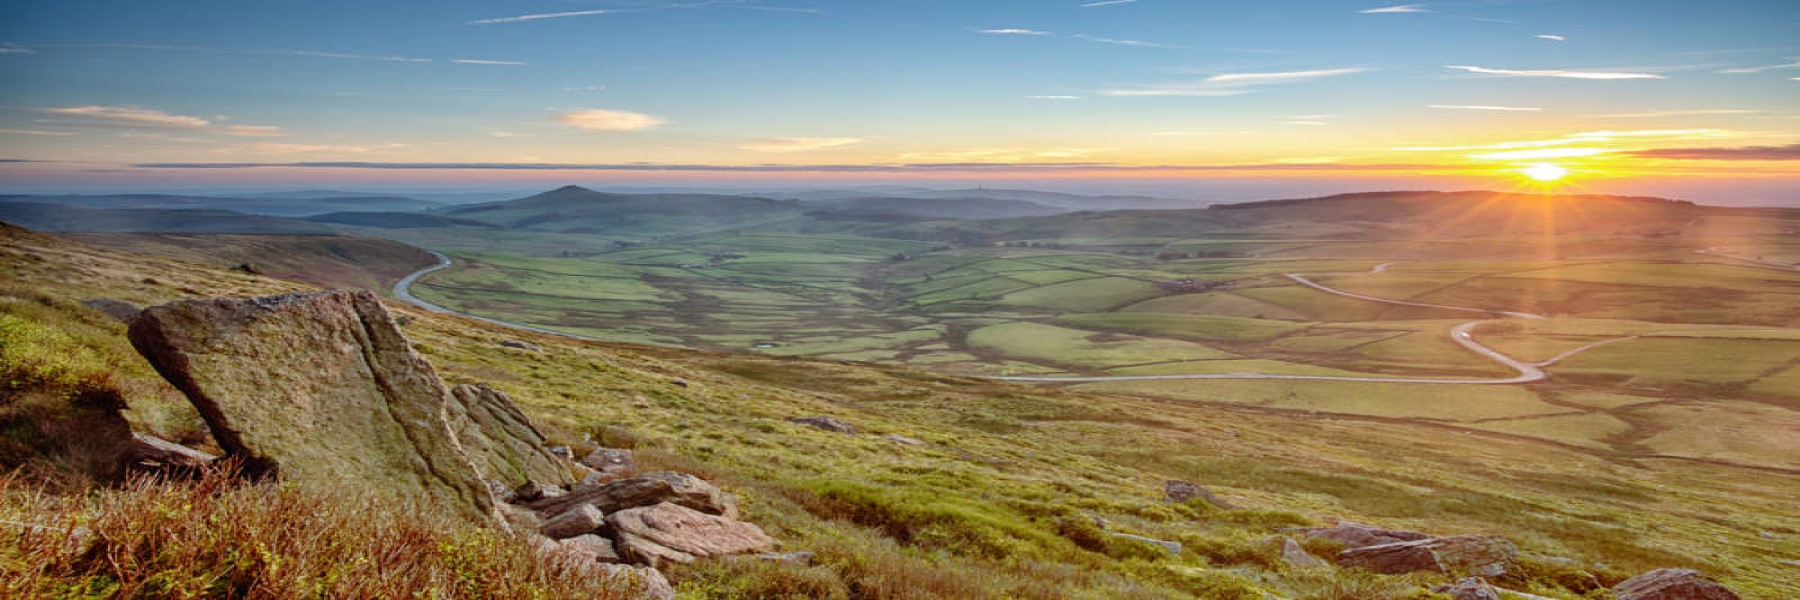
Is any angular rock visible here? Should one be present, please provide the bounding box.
[500,340,541,351]
[127,290,495,523]
[637,471,739,519]
[579,447,635,481]
[515,480,564,502]
[594,564,675,600]
[119,432,216,475]
[1336,535,1517,578]
[557,533,621,564]
[789,416,856,434]
[548,445,574,460]
[607,502,774,567]
[753,551,815,566]
[1164,479,1235,509]
[1277,536,1328,569]
[540,504,606,540]
[1108,532,1182,556]
[444,384,574,489]
[1433,577,1502,600]
[1613,569,1741,600]
[1295,521,1431,549]
[82,298,142,322]
[883,434,926,446]
[525,476,677,517]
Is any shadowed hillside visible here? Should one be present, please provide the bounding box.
[62,233,437,294]
[441,186,809,237]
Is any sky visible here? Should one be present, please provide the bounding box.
[1,0,1797,204]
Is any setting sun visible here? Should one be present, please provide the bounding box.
[1522,163,1570,182]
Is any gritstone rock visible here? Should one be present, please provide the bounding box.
[1613,569,1741,600]
[606,502,774,568]
[788,416,856,434]
[445,384,575,489]
[1336,535,1517,578]
[127,289,495,523]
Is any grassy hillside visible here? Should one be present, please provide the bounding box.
[2,223,1795,598]
[63,233,437,294]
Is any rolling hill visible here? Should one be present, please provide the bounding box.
[0,192,440,217]
[0,203,337,234]
[439,185,809,237]
[61,232,438,293]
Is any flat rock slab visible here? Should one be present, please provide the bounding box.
[446,384,574,488]
[128,290,494,523]
[1613,569,1741,600]
[1296,521,1430,549]
[607,502,774,567]
[1336,535,1516,578]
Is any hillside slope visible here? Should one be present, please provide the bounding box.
[61,232,437,293]
[442,186,808,237]
[1,223,1793,598]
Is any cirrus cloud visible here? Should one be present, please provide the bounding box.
[740,137,865,152]
[33,106,286,136]
[1445,65,1665,80]
[553,109,666,132]
[1626,143,1800,160]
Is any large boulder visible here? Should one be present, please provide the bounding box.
[525,476,679,517]
[127,290,495,523]
[1613,569,1740,600]
[1336,535,1517,578]
[445,384,575,488]
[637,471,739,519]
[606,502,775,568]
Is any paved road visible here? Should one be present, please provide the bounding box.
[395,253,1623,386]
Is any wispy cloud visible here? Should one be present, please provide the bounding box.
[0,129,79,136]
[33,106,285,136]
[740,137,864,152]
[1207,68,1366,83]
[1626,143,1800,160]
[234,143,373,154]
[1359,5,1428,14]
[1080,0,1138,7]
[1392,129,1728,153]
[468,9,610,25]
[1597,109,1757,118]
[1103,67,1364,97]
[1428,104,1542,112]
[1718,60,1800,74]
[1445,65,1666,79]
[563,85,609,92]
[1535,34,1565,41]
[1471,148,1609,160]
[1150,131,1248,137]
[1074,34,1178,48]
[0,42,32,55]
[453,59,528,66]
[553,109,666,132]
[283,50,431,63]
[980,28,1050,35]
[1026,95,1082,100]
[897,147,1107,163]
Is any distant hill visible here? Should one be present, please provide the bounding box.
[800,196,1067,219]
[775,187,1201,211]
[305,211,502,229]
[0,203,337,234]
[0,193,439,217]
[440,185,808,236]
[62,232,437,293]
[928,190,1750,242]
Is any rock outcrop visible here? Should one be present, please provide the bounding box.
[1165,479,1235,509]
[579,447,635,481]
[789,416,856,434]
[1612,569,1741,600]
[1277,536,1328,568]
[127,290,495,523]
[1433,577,1502,600]
[606,502,775,568]
[1294,521,1431,549]
[445,384,575,489]
[1335,535,1516,578]
[118,432,216,475]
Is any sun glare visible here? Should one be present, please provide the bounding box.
[1521,163,1569,182]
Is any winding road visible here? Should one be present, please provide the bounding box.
[394,252,1629,386]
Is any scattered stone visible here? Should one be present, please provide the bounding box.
[445,384,575,489]
[637,471,739,519]
[1277,536,1328,569]
[789,416,856,434]
[500,340,541,351]
[81,298,142,322]
[118,432,215,475]
[525,476,677,517]
[1108,532,1182,556]
[580,447,635,481]
[753,551,815,566]
[606,502,775,568]
[540,504,606,540]
[127,290,496,523]
[548,445,574,460]
[883,434,926,446]
[557,533,622,564]
[1757,531,1778,540]
[485,479,517,503]
[1336,535,1517,578]
[515,480,564,502]
[231,262,262,275]
[1613,569,1741,600]
[594,563,675,600]
[671,380,689,388]
[1294,521,1430,549]
[1164,479,1236,509]
[498,503,543,532]
[1432,577,1501,600]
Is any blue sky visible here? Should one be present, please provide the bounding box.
[1,0,1796,202]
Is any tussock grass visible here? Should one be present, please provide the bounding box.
[0,467,637,599]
